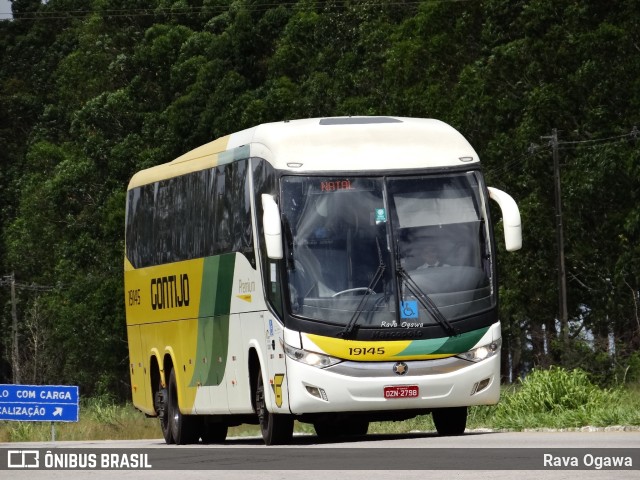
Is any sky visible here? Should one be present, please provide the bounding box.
[0,0,12,20]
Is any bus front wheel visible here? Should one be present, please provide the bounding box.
[432,406,468,436]
[255,372,293,445]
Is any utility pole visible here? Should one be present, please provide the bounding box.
[542,129,569,352]
[1,273,54,384]
[10,272,21,384]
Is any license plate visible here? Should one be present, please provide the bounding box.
[384,385,419,399]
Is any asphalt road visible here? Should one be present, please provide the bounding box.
[2,430,639,480]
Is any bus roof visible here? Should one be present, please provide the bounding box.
[127,117,479,189]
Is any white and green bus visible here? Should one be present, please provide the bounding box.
[124,117,521,445]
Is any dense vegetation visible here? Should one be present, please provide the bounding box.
[1,0,639,399]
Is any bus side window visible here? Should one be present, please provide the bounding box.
[215,165,232,254]
[232,159,255,267]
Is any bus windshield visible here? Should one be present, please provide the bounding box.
[280,172,493,334]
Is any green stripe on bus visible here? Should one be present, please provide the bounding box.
[190,254,236,387]
[432,326,489,354]
[394,326,489,357]
[391,336,448,357]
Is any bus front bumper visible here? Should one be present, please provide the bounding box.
[285,353,500,414]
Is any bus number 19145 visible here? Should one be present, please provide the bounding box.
[348,347,385,356]
[128,289,141,306]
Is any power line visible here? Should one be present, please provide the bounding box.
[529,127,639,152]
[485,126,639,179]
[556,127,639,147]
[0,275,55,292]
[483,151,529,179]
[0,1,476,21]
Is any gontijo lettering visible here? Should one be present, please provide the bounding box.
[150,274,189,310]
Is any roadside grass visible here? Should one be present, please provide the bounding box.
[0,396,161,442]
[1,368,638,442]
[488,368,640,431]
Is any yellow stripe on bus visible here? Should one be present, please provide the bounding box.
[304,334,453,361]
[127,135,231,189]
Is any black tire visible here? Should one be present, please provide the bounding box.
[432,406,468,436]
[158,378,174,445]
[256,372,294,445]
[167,369,200,444]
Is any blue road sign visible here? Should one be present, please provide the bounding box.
[0,384,79,422]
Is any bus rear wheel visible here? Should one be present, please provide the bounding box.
[255,372,293,445]
[167,369,200,444]
[157,379,174,444]
[432,406,468,436]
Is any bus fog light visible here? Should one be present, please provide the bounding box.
[305,385,328,401]
[471,377,491,395]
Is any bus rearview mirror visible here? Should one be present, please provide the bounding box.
[262,194,284,259]
[488,187,522,252]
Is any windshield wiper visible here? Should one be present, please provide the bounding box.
[340,237,386,339]
[395,248,457,337]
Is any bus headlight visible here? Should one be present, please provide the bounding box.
[456,338,502,363]
[284,343,342,368]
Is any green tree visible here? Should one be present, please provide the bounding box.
[1,0,640,396]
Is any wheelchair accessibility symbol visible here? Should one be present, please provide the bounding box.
[400,300,419,319]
